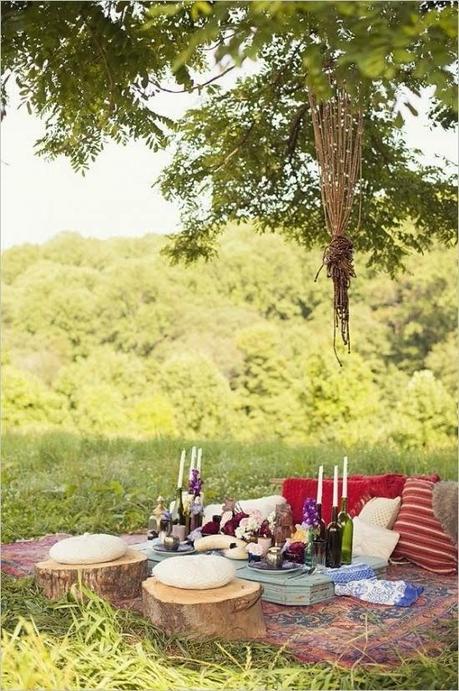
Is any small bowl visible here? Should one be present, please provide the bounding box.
[163,535,180,551]
[248,553,262,564]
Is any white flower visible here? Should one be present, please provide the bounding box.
[235,526,245,539]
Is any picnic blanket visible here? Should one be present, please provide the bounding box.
[2,533,457,667]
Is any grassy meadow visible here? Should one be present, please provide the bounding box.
[2,432,457,690]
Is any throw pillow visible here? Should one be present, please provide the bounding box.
[359,496,401,529]
[392,478,457,574]
[203,495,286,524]
[152,555,236,590]
[49,533,127,565]
[352,516,400,562]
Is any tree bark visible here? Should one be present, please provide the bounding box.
[35,548,148,602]
[142,577,266,640]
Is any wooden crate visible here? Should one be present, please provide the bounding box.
[133,542,387,607]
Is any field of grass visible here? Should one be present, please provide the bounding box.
[1,432,457,690]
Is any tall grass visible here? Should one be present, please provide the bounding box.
[2,577,457,691]
[2,431,456,542]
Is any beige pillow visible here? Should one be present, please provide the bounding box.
[153,555,235,590]
[49,533,127,564]
[359,496,401,529]
[353,517,400,562]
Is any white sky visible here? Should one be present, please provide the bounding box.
[1,82,457,250]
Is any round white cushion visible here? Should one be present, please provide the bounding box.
[152,555,236,590]
[49,533,128,565]
[359,497,401,529]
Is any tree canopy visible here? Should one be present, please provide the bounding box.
[2,1,457,269]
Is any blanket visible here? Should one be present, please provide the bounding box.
[2,533,456,667]
[282,473,440,524]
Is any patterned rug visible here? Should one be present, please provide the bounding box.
[2,534,457,667]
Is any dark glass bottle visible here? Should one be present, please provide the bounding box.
[171,487,186,526]
[326,505,342,568]
[316,503,327,540]
[338,497,353,565]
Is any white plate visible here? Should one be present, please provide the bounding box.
[153,543,195,555]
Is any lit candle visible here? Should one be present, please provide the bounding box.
[177,449,185,489]
[342,456,348,499]
[317,465,323,505]
[189,446,196,479]
[197,448,202,474]
[333,465,339,507]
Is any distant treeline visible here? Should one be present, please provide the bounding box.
[2,227,456,449]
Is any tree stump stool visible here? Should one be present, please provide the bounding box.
[35,548,148,602]
[142,577,266,640]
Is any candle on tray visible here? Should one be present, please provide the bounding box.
[317,465,323,505]
[197,448,202,474]
[342,456,348,499]
[332,465,338,507]
[177,449,185,489]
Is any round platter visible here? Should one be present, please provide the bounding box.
[153,543,195,555]
[248,561,302,574]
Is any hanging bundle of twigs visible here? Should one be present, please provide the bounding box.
[308,83,363,364]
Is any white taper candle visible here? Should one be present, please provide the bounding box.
[189,446,197,479]
[197,448,202,474]
[333,465,339,507]
[317,465,323,505]
[177,449,185,488]
[342,456,348,499]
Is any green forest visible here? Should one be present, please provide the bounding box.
[2,227,456,450]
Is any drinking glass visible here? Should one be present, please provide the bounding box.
[312,539,327,571]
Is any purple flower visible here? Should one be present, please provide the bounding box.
[188,469,202,496]
[302,498,320,528]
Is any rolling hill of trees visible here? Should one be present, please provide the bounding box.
[2,227,456,449]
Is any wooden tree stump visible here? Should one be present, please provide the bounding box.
[35,548,148,602]
[142,577,266,640]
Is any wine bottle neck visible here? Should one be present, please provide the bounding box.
[331,505,338,522]
[340,496,348,513]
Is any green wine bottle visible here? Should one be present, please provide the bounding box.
[171,487,186,526]
[338,496,353,565]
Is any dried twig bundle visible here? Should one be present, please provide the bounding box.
[309,84,363,364]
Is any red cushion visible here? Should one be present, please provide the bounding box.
[392,478,457,574]
[282,473,441,525]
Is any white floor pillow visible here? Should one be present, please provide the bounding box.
[49,533,128,564]
[352,517,400,562]
[203,495,286,524]
[153,555,236,590]
[358,496,401,529]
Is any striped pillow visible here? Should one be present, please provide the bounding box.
[392,478,457,574]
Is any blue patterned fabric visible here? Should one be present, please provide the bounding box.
[325,561,423,606]
[335,578,424,606]
[325,562,376,584]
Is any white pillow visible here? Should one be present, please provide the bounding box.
[359,496,401,529]
[153,555,236,590]
[49,533,128,565]
[203,495,286,524]
[352,517,399,562]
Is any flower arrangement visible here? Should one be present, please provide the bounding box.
[302,498,320,530]
[188,468,203,497]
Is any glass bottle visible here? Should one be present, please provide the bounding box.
[316,503,327,540]
[171,487,186,526]
[338,496,353,565]
[326,505,342,568]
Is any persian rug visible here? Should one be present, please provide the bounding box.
[2,534,457,667]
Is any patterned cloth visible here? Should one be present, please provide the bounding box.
[2,533,456,667]
[335,578,423,607]
[325,562,423,607]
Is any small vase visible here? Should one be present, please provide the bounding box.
[304,528,314,568]
[257,536,273,556]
